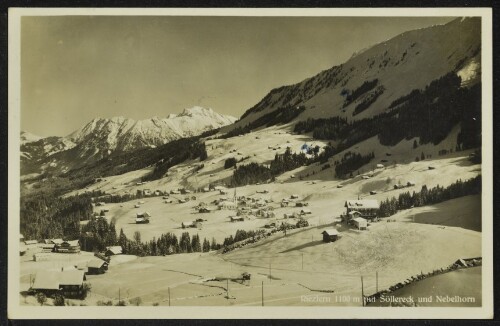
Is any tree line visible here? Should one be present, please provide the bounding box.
[293,72,481,151]
[334,151,375,178]
[21,192,93,241]
[80,215,273,257]
[379,176,481,217]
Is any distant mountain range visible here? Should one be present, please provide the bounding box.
[21,17,482,192]
[21,106,236,174]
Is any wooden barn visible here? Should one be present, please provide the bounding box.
[136,212,151,224]
[105,246,123,256]
[87,259,108,275]
[321,229,340,242]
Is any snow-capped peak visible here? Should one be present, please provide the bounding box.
[61,106,237,155]
[178,106,215,117]
[20,131,42,145]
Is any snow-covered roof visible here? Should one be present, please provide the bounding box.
[61,240,80,247]
[353,217,368,224]
[87,259,106,269]
[322,229,339,236]
[106,246,123,255]
[33,270,85,290]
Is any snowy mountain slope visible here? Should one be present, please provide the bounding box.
[225,17,481,132]
[21,135,76,164]
[21,106,236,174]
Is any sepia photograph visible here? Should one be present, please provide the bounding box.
[8,8,493,319]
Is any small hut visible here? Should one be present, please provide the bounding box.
[321,229,340,242]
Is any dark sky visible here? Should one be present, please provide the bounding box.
[21,15,454,137]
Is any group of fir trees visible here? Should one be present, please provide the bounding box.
[378,176,481,217]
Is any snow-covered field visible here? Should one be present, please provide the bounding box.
[23,140,481,306]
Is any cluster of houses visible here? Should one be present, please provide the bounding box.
[321,199,381,243]
[27,239,82,254]
[30,245,124,298]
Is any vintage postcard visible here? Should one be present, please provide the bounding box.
[8,7,493,319]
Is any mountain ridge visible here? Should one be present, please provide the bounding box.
[224,17,480,134]
[21,106,236,174]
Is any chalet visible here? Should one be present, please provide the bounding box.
[136,212,151,224]
[87,259,108,275]
[291,194,299,199]
[39,244,55,253]
[32,270,86,298]
[134,204,141,208]
[353,217,368,230]
[105,246,123,256]
[203,187,210,192]
[300,209,312,215]
[138,201,146,204]
[143,189,152,196]
[321,229,340,242]
[154,190,162,196]
[24,240,38,245]
[56,240,81,253]
[20,234,24,242]
[162,195,169,199]
[376,164,384,169]
[170,190,181,195]
[344,200,379,221]
[230,216,245,222]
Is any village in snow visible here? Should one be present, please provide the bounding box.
[13,13,487,313]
